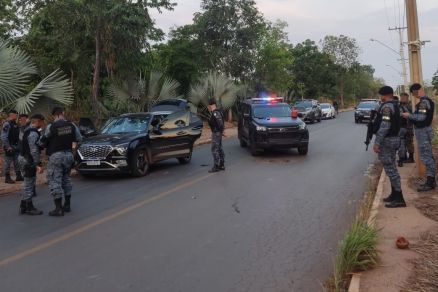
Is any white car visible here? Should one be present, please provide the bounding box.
[320,103,336,119]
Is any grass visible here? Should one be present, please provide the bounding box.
[402,231,438,292]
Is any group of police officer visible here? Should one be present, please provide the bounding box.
[2,107,82,216]
[373,83,436,208]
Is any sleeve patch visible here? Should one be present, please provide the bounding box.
[382,107,392,121]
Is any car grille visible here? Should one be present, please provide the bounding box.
[268,126,299,133]
[78,145,112,160]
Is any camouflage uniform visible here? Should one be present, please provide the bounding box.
[18,127,41,201]
[375,101,402,192]
[399,102,415,162]
[208,109,225,171]
[1,120,21,179]
[409,97,436,178]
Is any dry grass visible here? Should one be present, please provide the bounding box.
[414,196,438,223]
[402,231,438,292]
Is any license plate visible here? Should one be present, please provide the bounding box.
[86,161,101,166]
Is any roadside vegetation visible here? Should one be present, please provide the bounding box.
[1,0,385,118]
[325,165,381,292]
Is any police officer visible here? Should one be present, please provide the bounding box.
[18,114,45,215]
[398,93,415,165]
[207,99,225,173]
[402,83,436,192]
[374,86,406,208]
[1,109,24,184]
[40,107,82,216]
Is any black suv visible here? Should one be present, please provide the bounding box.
[75,110,203,177]
[354,100,379,123]
[238,98,309,155]
[294,100,322,123]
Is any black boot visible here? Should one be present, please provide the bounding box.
[219,161,225,171]
[49,198,64,217]
[15,172,24,182]
[63,196,71,213]
[32,186,37,197]
[19,200,26,215]
[25,200,43,215]
[383,186,395,203]
[5,173,15,184]
[405,153,415,163]
[385,191,407,208]
[208,166,220,173]
[418,176,437,192]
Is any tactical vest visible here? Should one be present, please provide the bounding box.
[414,97,434,128]
[374,101,400,137]
[20,128,40,163]
[7,120,20,146]
[46,120,76,156]
[209,109,225,133]
[399,103,410,128]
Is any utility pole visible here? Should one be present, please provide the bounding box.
[388,26,409,94]
[405,0,425,175]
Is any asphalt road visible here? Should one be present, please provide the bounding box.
[0,112,375,292]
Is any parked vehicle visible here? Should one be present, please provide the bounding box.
[294,100,322,123]
[354,101,379,123]
[75,110,203,177]
[320,103,336,119]
[238,97,309,156]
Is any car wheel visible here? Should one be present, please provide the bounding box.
[317,115,322,122]
[178,150,192,164]
[239,138,247,148]
[250,136,261,156]
[130,148,150,177]
[298,146,309,155]
[355,118,359,123]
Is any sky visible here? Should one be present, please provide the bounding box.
[150,0,438,89]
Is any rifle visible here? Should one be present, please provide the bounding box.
[364,110,377,151]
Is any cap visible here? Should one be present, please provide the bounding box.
[51,107,64,116]
[8,109,18,114]
[409,83,422,93]
[208,98,217,106]
[393,96,399,101]
[378,86,394,96]
[400,92,409,97]
[30,114,45,121]
[19,113,29,118]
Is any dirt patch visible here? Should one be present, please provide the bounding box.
[414,197,438,223]
[402,230,438,292]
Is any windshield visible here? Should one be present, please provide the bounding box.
[253,105,291,118]
[357,102,378,109]
[320,104,330,109]
[295,101,312,109]
[101,116,150,134]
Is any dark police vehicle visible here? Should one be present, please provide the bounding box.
[354,100,379,123]
[294,99,322,123]
[238,96,309,156]
[75,110,203,177]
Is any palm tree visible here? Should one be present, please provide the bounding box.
[189,72,240,120]
[107,71,181,114]
[0,39,73,114]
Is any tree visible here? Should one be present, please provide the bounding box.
[0,0,19,38]
[0,40,73,113]
[20,0,175,116]
[254,20,293,94]
[106,71,181,115]
[321,35,360,106]
[290,40,337,99]
[189,72,240,119]
[432,70,438,92]
[194,0,266,81]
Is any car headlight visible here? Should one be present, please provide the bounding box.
[299,123,307,130]
[114,143,129,156]
[255,124,267,132]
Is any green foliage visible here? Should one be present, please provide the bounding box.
[433,70,438,91]
[290,40,337,98]
[0,39,73,113]
[189,72,240,118]
[194,0,266,81]
[0,0,19,38]
[106,71,181,115]
[334,220,378,291]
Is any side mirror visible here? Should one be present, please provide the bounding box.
[354,107,357,110]
[151,119,160,127]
